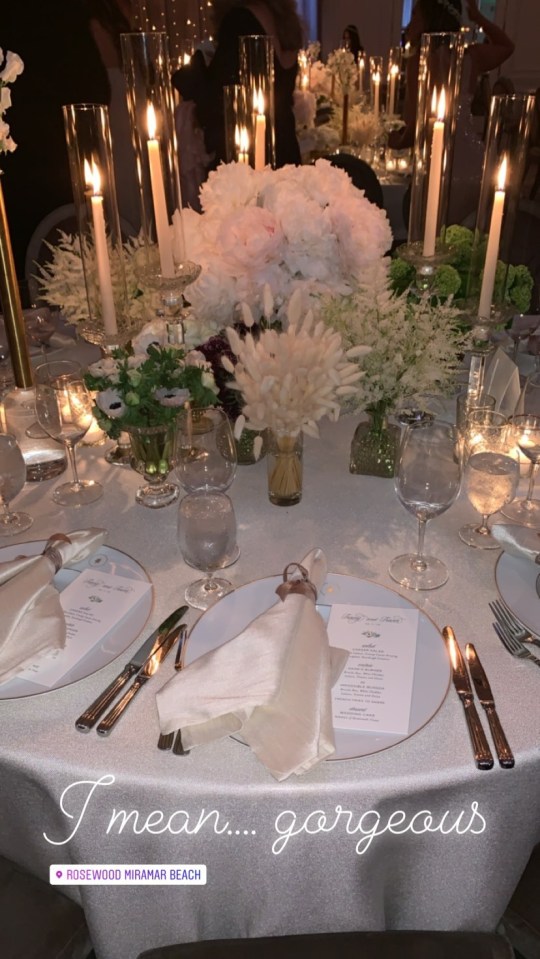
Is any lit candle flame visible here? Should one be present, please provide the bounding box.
[373,70,381,84]
[254,87,265,115]
[84,159,101,195]
[239,126,249,153]
[437,88,446,121]
[390,63,399,77]
[497,156,507,191]
[147,103,157,140]
[431,87,438,114]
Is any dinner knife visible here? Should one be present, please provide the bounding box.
[442,627,494,770]
[465,643,515,769]
[75,605,188,732]
[96,623,183,736]
[157,624,188,752]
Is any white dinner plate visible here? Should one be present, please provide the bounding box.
[184,572,450,761]
[0,540,153,699]
[495,551,540,636]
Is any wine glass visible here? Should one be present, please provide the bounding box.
[501,372,540,526]
[0,319,13,394]
[34,360,103,507]
[0,433,33,535]
[178,491,240,610]
[175,407,237,493]
[25,309,56,358]
[459,413,519,549]
[388,421,461,590]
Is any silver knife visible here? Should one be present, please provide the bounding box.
[75,605,188,732]
[465,643,515,769]
[96,623,183,736]
[442,627,494,770]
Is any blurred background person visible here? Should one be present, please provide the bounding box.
[1,0,111,304]
[342,23,364,59]
[173,0,304,177]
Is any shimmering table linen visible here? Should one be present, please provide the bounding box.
[0,399,539,959]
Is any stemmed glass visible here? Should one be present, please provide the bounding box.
[175,407,237,493]
[34,360,103,507]
[459,412,519,549]
[502,414,540,527]
[25,310,56,358]
[389,421,461,590]
[177,491,240,610]
[0,434,33,536]
[502,372,540,526]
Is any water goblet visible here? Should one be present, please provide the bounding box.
[175,407,237,493]
[25,309,56,358]
[34,360,103,507]
[459,413,519,549]
[501,414,540,528]
[0,433,33,535]
[501,372,540,526]
[178,491,240,610]
[388,421,461,590]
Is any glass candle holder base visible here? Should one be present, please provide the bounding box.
[79,319,138,352]
[143,260,202,322]
[397,241,452,295]
[105,433,132,468]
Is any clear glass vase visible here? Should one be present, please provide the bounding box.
[266,430,303,506]
[349,406,400,478]
[127,421,179,508]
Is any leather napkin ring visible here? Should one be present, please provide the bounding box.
[43,533,71,573]
[275,563,318,603]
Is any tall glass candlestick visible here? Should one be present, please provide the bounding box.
[408,32,464,251]
[63,103,129,348]
[121,32,186,273]
[239,35,275,169]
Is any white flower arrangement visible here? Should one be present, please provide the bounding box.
[181,160,392,342]
[222,292,366,438]
[36,231,153,327]
[0,49,24,155]
[321,267,468,414]
[326,48,357,95]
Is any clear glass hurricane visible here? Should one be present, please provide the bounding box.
[459,413,519,549]
[175,407,237,493]
[0,433,33,536]
[389,421,461,590]
[34,360,103,507]
[178,491,240,610]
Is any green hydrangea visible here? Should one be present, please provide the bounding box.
[508,264,534,313]
[389,257,415,295]
[433,264,461,298]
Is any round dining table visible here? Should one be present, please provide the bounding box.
[0,340,539,959]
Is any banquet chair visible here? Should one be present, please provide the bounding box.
[0,854,92,959]
[136,930,514,959]
[321,153,385,210]
[500,842,540,959]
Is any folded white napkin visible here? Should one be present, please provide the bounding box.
[491,524,540,565]
[484,347,521,415]
[156,548,348,781]
[0,529,107,684]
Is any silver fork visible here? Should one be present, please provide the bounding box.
[493,621,540,668]
[489,600,540,649]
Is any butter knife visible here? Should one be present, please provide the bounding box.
[443,627,494,770]
[95,623,183,736]
[465,643,514,769]
[75,605,188,732]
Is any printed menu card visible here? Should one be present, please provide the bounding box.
[17,569,152,687]
[328,604,419,735]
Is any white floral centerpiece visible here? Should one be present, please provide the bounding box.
[319,265,468,475]
[322,266,468,419]
[222,291,367,502]
[181,160,392,345]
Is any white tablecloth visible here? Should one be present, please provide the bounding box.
[0,380,539,959]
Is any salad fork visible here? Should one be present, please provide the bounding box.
[493,621,540,668]
[489,600,540,649]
